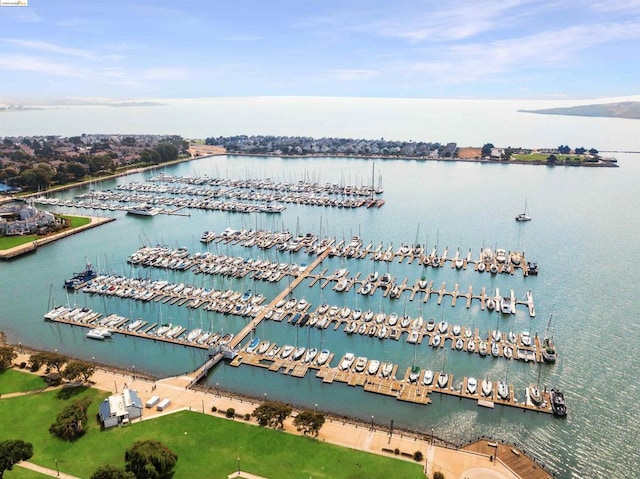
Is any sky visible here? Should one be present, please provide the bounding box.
[1,0,640,101]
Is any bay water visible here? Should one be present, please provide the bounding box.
[1,98,639,478]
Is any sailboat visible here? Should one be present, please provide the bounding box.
[541,312,558,363]
[515,199,532,222]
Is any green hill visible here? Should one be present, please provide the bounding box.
[520,101,640,119]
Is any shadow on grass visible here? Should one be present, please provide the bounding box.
[56,384,90,400]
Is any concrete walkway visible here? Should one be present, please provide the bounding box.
[17,460,82,479]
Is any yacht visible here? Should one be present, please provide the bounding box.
[316,349,330,366]
[497,381,509,400]
[367,359,380,375]
[422,369,434,386]
[126,203,161,216]
[354,356,368,372]
[515,199,532,222]
[528,383,543,405]
[550,388,567,417]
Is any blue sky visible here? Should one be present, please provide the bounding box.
[1,0,639,100]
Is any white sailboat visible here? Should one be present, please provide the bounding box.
[515,199,532,222]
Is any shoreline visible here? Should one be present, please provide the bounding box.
[6,342,553,479]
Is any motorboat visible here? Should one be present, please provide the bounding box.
[352,308,362,320]
[481,379,493,397]
[550,388,567,417]
[528,383,543,405]
[437,372,449,388]
[452,324,461,336]
[377,325,388,339]
[412,316,424,331]
[316,349,330,366]
[497,381,509,400]
[364,310,375,322]
[478,341,488,356]
[374,312,385,324]
[86,328,107,340]
[431,334,441,348]
[422,369,434,386]
[467,377,478,394]
[345,321,356,334]
[492,329,501,342]
[381,362,393,378]
[501,297,512,314]
[335,279,348,292]
[491,342,500,357]
[357,322,367,335]
[354,356,367,372]
[388,312,398,326]
[407,330,419,343]
[367,271,379,282]
[399,315,411,329]
[495,248,507,263]
[340,353,355,370]
[464,327,472,338]
[503,346,513,359]
[367,359,380,375]
[455,338,464,350]
[340,307,352,319]
[508,331,517,344]
[486,297,495,310]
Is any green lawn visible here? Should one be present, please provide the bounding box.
[0,369,48,394]
[56,215,91,228]
[4,466,48,478]
[511,153,550,162]
[0,373,424,479]
[0,235,38,250]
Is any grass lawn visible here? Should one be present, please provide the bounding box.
[0,235,38,250]
[57,215,91,228]
[0,368,48,394]
[5,466,48,478]
[511,153,550,162]
[0,376,423,479]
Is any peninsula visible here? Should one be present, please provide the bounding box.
[520,101,640,120]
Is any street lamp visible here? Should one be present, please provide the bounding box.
[371,415,374,430]
[132,365,136,380]
[237,457,240,474]
[216,382,219,397]
[315,403,318,413]
[55,459,59,477]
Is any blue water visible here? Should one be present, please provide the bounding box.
[1,100,640,478]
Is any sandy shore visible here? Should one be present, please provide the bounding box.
[6,348,526,479]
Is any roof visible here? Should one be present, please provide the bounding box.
[99,387,143,419]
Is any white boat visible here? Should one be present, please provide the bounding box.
[407,330,420,343]
[280,345,294,359]
[515,199,532,222]
[467,377,478,394]
[497,381,509,400]
[501,297,512,314]
[422,369,434,386]
[411,316,424,331]
[86,328,106,340]
[340,352,355,370]
[377,325,388,339]
[529,383,543,405]
[495,248,507,263]
[126,203,161,216]
[367,359,380,375]
[246,337,260,353]
[388,312,399,326]
[155,323,172,336]
[438,321,448,334]
[467,340,476,353]
[431,334,441,347]
[292,346,306,361]
[452,324,461,336]
[186,328,202,342]
[257,340,270,354]
[345,321,356,334]
[482,379,493,397]
[381,362,393,378]
[455,338,464,350]
[354,356,367,372]
[426,318,436,332]
[303,347,318,363]
[503,345,513,359]
[437,372,449,388]
[408,366,420,383]
[44,305,71,321]
[316,349,330,366]
[520,331,532,347]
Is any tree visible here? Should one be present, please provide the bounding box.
[0,346,17,372]
[49,397,91,441]
[293,410,325,437]
[0,439,33,478]
[91,465,135,479]
[558,145,571,154]
[481,143,494,157]
[252,401,292,429]
[62,360,95,383]
[546,154,557,166]
[30,351,67,374]
[124,440,177,479]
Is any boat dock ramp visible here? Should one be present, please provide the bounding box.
[229,346,553,415]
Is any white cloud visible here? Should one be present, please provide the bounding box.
[591,0,640,13]
[412,21,640,83]
[2,39,96,59]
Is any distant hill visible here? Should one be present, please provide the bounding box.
[520,101,640,120]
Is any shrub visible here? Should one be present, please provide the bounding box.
[413,451,424,462]
[244,413,251,421]
[211,406,217,413]
[434,472,445,479]
[394,448,400,455]
[226,408,235,418]
[19,362,26,369]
